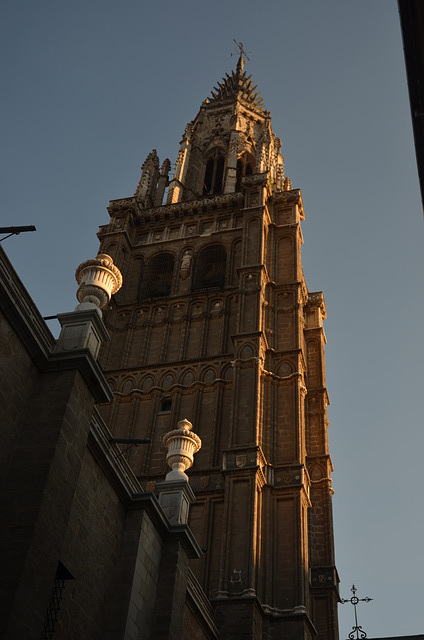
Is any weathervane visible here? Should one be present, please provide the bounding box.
[231,39,251,63]
[341,584,373,639]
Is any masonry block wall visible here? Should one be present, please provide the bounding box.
[0,313,43,488]
[0,248,111,638]
[54,443,127,639]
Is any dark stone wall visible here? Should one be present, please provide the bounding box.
[0,365,98,638]
[0,244,218,640]
[55,446,127,639]
[0,312,40,492]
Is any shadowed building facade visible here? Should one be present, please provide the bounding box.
[0,247,217,640]
[97,55,339,640]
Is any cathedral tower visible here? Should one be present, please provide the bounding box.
[97,55,339,640]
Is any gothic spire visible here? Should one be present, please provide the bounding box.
[207,56,265,110]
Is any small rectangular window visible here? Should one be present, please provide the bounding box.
[160,398,172,412]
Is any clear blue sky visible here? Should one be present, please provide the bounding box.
[1,1,423,636]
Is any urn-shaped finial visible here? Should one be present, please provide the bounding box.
[162,418,201,481]
[75,254,123,311]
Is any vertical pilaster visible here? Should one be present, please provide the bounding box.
[167,126,192,204]
[224,129,239,194]
[305,293,339,640]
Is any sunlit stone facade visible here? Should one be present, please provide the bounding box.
[97,55,339,640]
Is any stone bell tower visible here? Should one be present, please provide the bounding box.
[96,54,339,640]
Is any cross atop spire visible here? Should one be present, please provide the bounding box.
[232,39,250,73]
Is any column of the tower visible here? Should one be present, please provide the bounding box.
[230,173,269,446]
[224,111,240,194]
[259,189,315,639]
[304,293,339,640]
[212,173,270,640]
[167,125,192,204]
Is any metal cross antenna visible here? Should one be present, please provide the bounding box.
[231,39,251,62]
[341,584,373,639]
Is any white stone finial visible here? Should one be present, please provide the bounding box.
[162,418,201,481]
[75,254,123,312]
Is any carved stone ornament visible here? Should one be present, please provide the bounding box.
[180,251,192,280]
[200,476,209,489]
[75,254,123,310]
[236,455,246,468]
[162,418,202,481]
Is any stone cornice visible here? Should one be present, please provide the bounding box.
[104,308,231,333]
[167,524,203,559]
[230,355,263,370]
[129,493,172,540]
[305,386,330,405]
[88,409,143,504]
[139,463,314,497]
[271,188,304,218]
[101,354,235,377]
[47,350,113,403]
[262,368,306,388]
[304,325,327,347]
[223,445,267,466]
[211,593,317,636]
[109,378,230,403]
[112,192,245,224]
[108,286,239,315]
[0,246,112,403]
[106,185,298,227]
[231,330,264,341]
[107,196,135,211]
[0,245,55,362]
[310,476,334,495]
[220,465,268,490]
[240,172,269,188]
[186,570,219,639]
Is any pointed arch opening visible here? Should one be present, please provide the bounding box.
[139,252,174,299]
[192,244,227,291]
[236,153,255,192]
[203,151,225,195]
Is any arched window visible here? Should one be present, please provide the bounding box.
[139,252,174,299]
[236,153,255,191]
[192,245,227,291]
[203,151,225,195]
